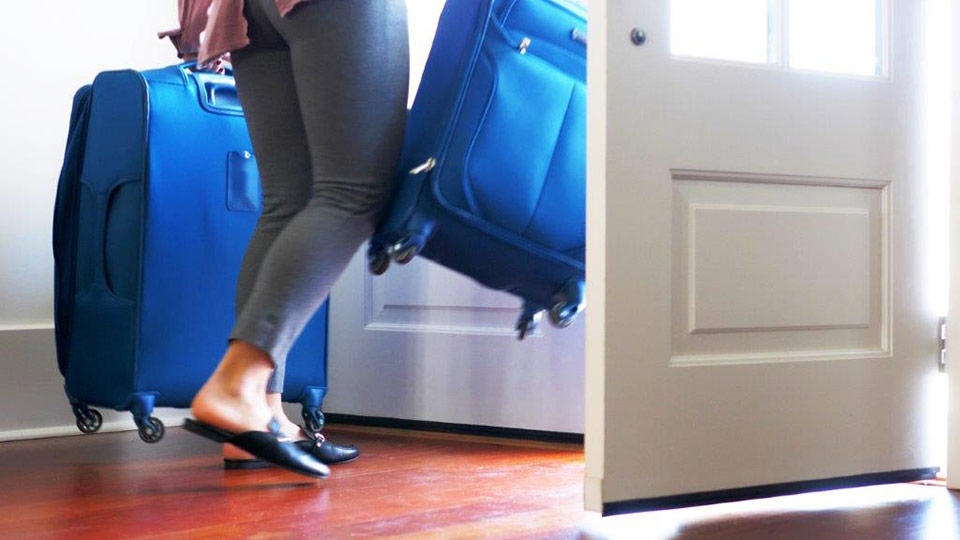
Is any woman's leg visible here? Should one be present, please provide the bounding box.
[229,26,312,398]
[193,0,408,437]
[192,2,312,435]
[228,0,409,379]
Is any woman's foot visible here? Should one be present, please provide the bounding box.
[189,341,330,478]
[222,392,360,465]
[222,392,303,460]
[192,341,276,436]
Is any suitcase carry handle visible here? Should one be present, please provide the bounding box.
[199,76,243,115]
[178,63,244,116]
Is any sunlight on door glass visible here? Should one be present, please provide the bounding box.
[670,0,770,64]
[789,0,882,76]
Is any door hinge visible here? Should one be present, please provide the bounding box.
[939,317,947,373]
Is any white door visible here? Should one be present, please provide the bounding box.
[327,256,584,432]
[322,0,585,433]
[587,0,945,513]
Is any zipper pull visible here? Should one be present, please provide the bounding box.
[571,28,587,46]
[518,37,532,55]
[409,157,436,175]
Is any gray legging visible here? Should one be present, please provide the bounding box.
[229,0,409,392]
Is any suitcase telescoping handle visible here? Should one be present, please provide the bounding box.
[179,60,234,76]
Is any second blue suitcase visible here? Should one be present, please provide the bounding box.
[53,64,329,442]
[369,0,587,339]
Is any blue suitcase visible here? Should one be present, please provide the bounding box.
[52,64,329,442]
[368,0,587,339]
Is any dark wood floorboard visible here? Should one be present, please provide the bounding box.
[0,425,956,539]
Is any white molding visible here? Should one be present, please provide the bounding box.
[670,348,891,368]
[671,168,891,189]
[0,413,187,443]
[364,321,542,338]
[362,261,541,337]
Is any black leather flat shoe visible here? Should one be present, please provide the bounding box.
[224,428,359,470]
[184,418,330,478]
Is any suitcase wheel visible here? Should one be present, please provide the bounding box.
[73,405,103,434]
[386,235,424,265]
[135,416,165,443]
[391,244,418,265]
[548,280,586,329]
[548,301,580,328]
[302,407,325,434]
[367,247,390,276]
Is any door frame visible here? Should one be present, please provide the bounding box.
[583,0,608,513]
[948,0,960,492]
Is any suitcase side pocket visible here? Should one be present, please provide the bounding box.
[64,69,148,405]
[460,42,581,244]
[495,0,587,80]
[67,178,141,405]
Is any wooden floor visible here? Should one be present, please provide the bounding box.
[0,425,957,539]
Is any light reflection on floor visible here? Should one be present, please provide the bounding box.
[580,483,959,539]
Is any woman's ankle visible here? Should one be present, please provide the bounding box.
[189,343,279,433]
[210,342,275,398]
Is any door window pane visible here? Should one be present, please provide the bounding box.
[669,0,886,77]
[788,0,882,76]
[671,0,771,64]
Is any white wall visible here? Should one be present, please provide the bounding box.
[0,2,185,439]
[1,2,180,325]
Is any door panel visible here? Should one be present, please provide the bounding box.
[364,257,522,336]
[586,0,941,513]
[671,173,886,366]
[327,250,585,433]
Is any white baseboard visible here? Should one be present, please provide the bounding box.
[0,411,188,443]
[0,328,195,444]
[0,323,55,332]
